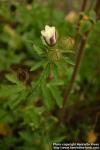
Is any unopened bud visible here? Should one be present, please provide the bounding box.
[65,11,79,23]
[87,130,97,143]
[41,25,57,46]
[66,37,75,49]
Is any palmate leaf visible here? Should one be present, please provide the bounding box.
[63,56,75,66]
[5,74,20,84]
[0,84,25,98]
[0,109,14,123]
[19,131,35,143]
[51,63,58,80]
[30,61,43,71]
[5,89,29,109]
[61,50,75,54]
[30,60,46,71]
[48,86,63,108]
[40,63,51,84]
[33,44,43,55]
[80,20,92,34]
[89,11,96,23]
[23,106,40,128]
[39,63,63,108]
[35,63,50,87]
[52,135,67,143]
[47,80,64,86]
[41,84,54,110]
[42,63,51,80]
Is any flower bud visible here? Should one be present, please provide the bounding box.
[65,11,79,23]
[87,130,97,143]
[47,49,60,62]
[41,25,57,46]
[66,37,75,49]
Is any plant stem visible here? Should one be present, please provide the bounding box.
[94,0,100,17]
[94,0,100,20]
[59,0,99,124]
[61,33,89,121]
[77,0,88,29]
[75,0,88,54]
[81,0,87,12]
[59,0,90,123]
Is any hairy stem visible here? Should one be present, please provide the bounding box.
[94,0,100,17]
[75,0,88,54]
[77,0,88,31]
[59,0,88,122]
[59,0,99,123]
[81,0,87,12]
[60,32,89,122]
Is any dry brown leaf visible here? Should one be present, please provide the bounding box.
[0,123,12,136]
[87,130,97,143]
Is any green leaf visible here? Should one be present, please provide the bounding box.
[52,135,67,143]
[51,63,58,80]
[62,50,75,54]
[0,84,25,98]
[23,106,40,128]
[89,11,96,22]
[0,108,13,123]
[7,89,29,109]
[33,44,43,55]
[49,86,63,108]
[30,61,43,71]
[41,85,54,110]
[42,63,51,81]
[5,74,20,84]
[80,20,92,34]
[47,80,64,86]
[64,57,75,66]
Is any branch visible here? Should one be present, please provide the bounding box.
[77,0,88,30]
[59,0,99,124]
[81,0,87,12]
[60,32,89,121]
[94,0,100,17]
[75,0,88,53]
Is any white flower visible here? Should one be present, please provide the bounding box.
[41,25,57,46]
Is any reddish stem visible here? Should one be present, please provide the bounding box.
[95,0,100,17]
[60,33,89,122]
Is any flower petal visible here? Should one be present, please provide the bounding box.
[41,30,46,37]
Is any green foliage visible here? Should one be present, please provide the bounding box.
[0,1,99,149]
